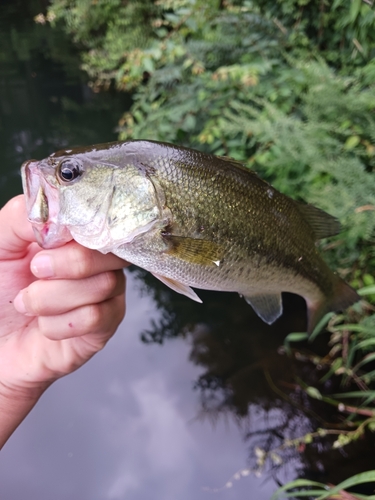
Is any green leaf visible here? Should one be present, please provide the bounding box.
[309,313,334,342]
[332,390,375,399]
[349,0,362,23]
[271,480,327,500]
[143,57,155,73]
[353,353,375,373]
[316,470,375,500]
[344,135,361,150]
[285,332,309,343]
[306,387,323,400]
[283,332,308,355]
[355,339,375,352]
[359,285,375,296]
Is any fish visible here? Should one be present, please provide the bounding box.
[21,140,360,333]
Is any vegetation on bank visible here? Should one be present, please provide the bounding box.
[42,0,375,272]
[38,0,375,497]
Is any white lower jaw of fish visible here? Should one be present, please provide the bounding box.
[32,221,73,249]
[22,161,73,249]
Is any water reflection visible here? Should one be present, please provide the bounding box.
[0,0,130,204]
[135,270,375,489]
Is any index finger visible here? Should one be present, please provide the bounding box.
[30,240,130,279]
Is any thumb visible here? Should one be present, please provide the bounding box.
[0,195,36,260]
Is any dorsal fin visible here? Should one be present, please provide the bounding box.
[218,156,259,175]
[295,201,341,240]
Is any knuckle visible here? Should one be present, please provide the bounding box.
[115,294,126,323]
[24,283,44,315]
[113,302,125,328]
[38,316,51,338]
[6,195,23,213]
[96,271,118,297]
[83,303,103,332]
[70,244,95,278]
[117,269,126,291]
[109,294,126,329]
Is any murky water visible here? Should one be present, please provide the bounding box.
[1,4,374,499]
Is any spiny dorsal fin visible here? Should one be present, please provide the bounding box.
[243,293,283,324]
[218,156,259,176]
[163,234,224,266]
[295,201,341,240]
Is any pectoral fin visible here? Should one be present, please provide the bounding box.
[243,293,283,324]
[163,234,223,266]
[152,272,203,303]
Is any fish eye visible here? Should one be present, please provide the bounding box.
[58,159,83,183]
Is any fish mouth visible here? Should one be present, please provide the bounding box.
[21,160,73,249]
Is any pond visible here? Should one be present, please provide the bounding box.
[0,4,374,499]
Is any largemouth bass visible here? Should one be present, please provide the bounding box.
[21,140,359,333]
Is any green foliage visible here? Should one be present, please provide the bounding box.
[46,0,163,89]
[217,61,375,269]
[283,286,375,414]
[253,0,375,65]
[279,290,375,499]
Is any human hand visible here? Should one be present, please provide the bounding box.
[0,195,127,444]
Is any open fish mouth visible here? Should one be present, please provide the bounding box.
[21,160,73,249]
[21,160,47,222]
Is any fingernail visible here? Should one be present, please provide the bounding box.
[13,291,29,315]
[31,254,54,278]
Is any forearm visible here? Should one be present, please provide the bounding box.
[0,382,48,449]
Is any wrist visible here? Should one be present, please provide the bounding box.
[0,379,49,404]
[0,380,50,449]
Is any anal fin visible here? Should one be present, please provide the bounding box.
[243,293,283,324]
[152,272,202,303]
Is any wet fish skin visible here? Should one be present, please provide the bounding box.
[21,140,360,333]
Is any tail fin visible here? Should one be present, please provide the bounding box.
[307,277,360,335]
